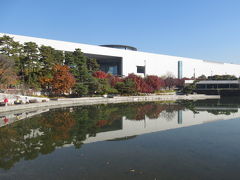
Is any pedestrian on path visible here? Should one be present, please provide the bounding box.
[4,97,8,106]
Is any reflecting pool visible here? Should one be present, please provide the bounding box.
[1,99,240,180]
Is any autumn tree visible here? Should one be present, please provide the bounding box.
[51,64,76,95]
[107,74,123,87]
[145,75,165,91]
[126,73,153,93]
[93,71,108,79]
[163,72,176,89]
[0,55,17,88]
[39,76,53,94]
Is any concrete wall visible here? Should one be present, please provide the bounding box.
[1,33,240,78]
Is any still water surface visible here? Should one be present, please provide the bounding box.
[1,99,240,180]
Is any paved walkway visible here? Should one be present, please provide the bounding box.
[0,94,220,113]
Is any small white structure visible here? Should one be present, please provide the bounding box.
[1,33,240,78]
[184,80,195,86]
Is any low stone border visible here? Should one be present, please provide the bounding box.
[0,94,220,113]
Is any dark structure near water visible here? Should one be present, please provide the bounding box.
[196,80,240,96]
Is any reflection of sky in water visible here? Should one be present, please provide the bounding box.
[0,100,240,179]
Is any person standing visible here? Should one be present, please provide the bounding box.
[4,97,8,106]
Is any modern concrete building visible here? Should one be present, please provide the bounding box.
[1,33,240,78]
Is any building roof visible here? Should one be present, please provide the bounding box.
[100,45,137,51]
[196,80,240,84]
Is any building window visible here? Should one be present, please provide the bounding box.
[108,65,118,75]
[137,66,145,74]
[100,64,118,75]
[218,84,229,88]
[207,84,217,89]
[196,84,206,89]
[230,84,239,88]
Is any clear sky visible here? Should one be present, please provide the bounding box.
[1,0,240,63]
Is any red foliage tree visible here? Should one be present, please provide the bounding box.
[126,74,153,93]
[107,74,123,86]
[51,64,76,95]
[145,75,165,91]
[174,78,185,87]
[93,71,108,79]
[164,77,175,89]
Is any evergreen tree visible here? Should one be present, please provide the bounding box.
[86,57,99,73]
[64,51,74,67]
[22,42,41,88]
[0,35,23,75]
[71,49,100,96]
[39,46,64,77]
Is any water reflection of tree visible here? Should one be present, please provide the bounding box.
[121,103,184,121]
[207,109,238,115]
[178,100,239,116]
[0,102,185,170]
[160,111,177,121]
[159,104,183,121]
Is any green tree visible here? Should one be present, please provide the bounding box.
[98,79,118,94]
[64,51,74,67]
[183,83,196,94]
[115,79,137,95]
[73,83,88,96]
[22,42,41,88]
[70,49,100,96]
[39,46,64,75]
[86,57,99,73]
[0,35,23,75]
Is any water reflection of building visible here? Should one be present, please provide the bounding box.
[83,108,240,144]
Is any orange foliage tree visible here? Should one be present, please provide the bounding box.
[39,76,52,93]
[51,64,76,95]
[0,55,17,88]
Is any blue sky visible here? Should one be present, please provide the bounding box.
[1,0,240,63]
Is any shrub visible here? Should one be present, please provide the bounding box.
[107,74,123,86]
[73,83,88,96]
[145,75,165,91]
[182,83,196,94]
[115,79,137,95]
[125,73,153,93]
[106,87,118,94]
[87,78,101,95]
